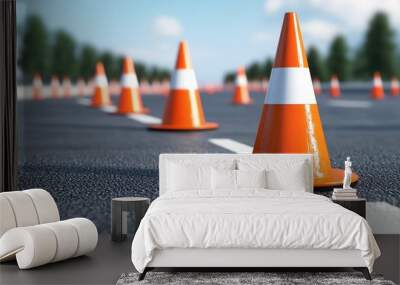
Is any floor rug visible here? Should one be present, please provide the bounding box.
[116,271,395,285]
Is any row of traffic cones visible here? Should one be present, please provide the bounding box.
[312,74,400,98]
[89,41,218,130]
[86,12,356,188]
[33,75,88,99]
[30,12,400,189]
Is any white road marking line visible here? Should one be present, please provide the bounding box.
[327,100,372,108]
[127,114,161,124]
[101,106,117,113]
[77,98,91,106]
[209,138,253,153]
[367,202,400,234]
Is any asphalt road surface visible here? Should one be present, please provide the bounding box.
[17,89,400,231]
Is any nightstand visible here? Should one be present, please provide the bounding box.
[332,198,366,218]
[111,197,150,242]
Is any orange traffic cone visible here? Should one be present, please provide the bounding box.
[371,72,384,100]
[253,12,358,188]
[50,76,60,98]
[232,67,253,105]
[150,41,218,131]
[116,57,149,114]
[140,80,151,95]
[62,76,72,97]
[330,75,340,98]
[261,79,269,93]
[391,77,399,96]
[91,62,111,107]
[77,78,86,97]
[313,78,321,95]
[32,73,43,100]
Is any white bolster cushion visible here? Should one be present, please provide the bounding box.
[64,218,98,257]
[23,189,60,224]
[0,191,39,228]
[0,189,60,238]
[0,218,98,269]
[0,196,17,237]
[0,225,57,268]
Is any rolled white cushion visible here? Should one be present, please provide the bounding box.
[0,226,57,269]
[0,191,39,227]
[42,221,79,262]
[64,218,98,257]
[0,218,98,269]
[23,189,60,223]
[0,196,17,237]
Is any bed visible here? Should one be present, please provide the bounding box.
[131,154,380,280]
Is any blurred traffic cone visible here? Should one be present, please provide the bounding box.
[161,80,170,96]
[262,79,269,93]
[116,57,149,114]
[77,78,86,97]
[62,76,72,97]
[391,77,399,96]
[232,67,253,105]
[91,62,111,107]
[50,76,60,98]
[330,75,340,98]
[371,72,384,100]
[253,12,358,188]
[149,41,218,131]
[32,73,43,100]
[313,78,321,95]
[140,80,151,95]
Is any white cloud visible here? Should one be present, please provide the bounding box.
[310,0,400,28]
[251,31,273,44]
[263,0,400,28]
[153,16,183,37]
[302,19,340,42]
[264,0,283,14]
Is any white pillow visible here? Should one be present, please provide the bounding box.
[167,162,211,191]
[266,163,307,191]
[236,169,267,189]
[237,159,308,192]
[211,168,237,190]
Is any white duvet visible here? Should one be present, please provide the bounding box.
[131,190,380,273]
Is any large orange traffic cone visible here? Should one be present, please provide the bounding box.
[371,72,384,100]
[149,41,218,131]
[253,12,358,188]
[330,75,340,98]
[62,76,72,97]
[32,73,43,100]
[232,67,253,105]
[50,75,60,98]
[91,62,111,107]
[391,77,399,96]
[313,78,321,95]
[116,57,149,114]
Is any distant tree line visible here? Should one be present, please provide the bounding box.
[224,12,400,83]
[18,14,171,83]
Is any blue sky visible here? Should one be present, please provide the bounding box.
[17,0,400,83]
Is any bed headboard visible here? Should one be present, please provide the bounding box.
[159,153,313,195]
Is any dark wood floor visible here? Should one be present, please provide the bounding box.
[1,234,398,285]
[0,233,133,285]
